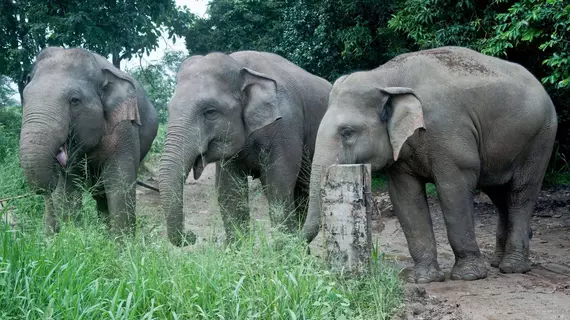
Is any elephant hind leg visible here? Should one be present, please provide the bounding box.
[498,142,553,274]
[483,185,509,268]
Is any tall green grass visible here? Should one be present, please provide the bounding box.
[1,107,404,319]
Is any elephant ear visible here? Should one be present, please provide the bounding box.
[240,68,282,134]
[378,87,425,161]
[99,67,142,135]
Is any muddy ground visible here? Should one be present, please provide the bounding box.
[137,164,570,320]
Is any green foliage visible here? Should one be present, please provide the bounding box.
[184,0,411,81]
[0,219,403,319]
[482,0,570,89]
[128,50,187,123]
[0,77,17,107]
[0,0,192,102]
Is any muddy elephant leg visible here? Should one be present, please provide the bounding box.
[483,186,509,268]
[435,168,487,281]
[388,170,444,284]
[216,160,250,242]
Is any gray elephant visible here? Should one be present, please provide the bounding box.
[19,47,158,236]
[159,51,331,246]
[301,46,558,283]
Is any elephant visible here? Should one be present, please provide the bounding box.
[19,46,158,236]
[301,46,558,283]
[159,51,332,246]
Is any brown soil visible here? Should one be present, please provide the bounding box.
[136,164,570,320]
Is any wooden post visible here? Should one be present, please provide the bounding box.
[321,164,373,274]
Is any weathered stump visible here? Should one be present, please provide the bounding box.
[321,164,373,274]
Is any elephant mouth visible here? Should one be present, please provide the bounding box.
[192,155,207,180]
[56,142,68,167]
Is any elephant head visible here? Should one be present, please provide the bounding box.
[19,47,141,193]
[159,53,282,246]
[301,73,425,242]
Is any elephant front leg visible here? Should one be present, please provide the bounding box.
[262,159,300,234]
[46,172,83,234]
[216,160,250,242]
[99,150,138,238]
[435,170,487,281]
[388,170,444,284]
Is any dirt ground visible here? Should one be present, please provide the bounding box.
[137,164,570,320]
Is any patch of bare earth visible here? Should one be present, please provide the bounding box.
[136,165,570,319]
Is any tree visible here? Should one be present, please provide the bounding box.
[184,0,283,55]
[0,76,17,107]
[183,0,411,81]
[127,50,187,123]
[0,0,194,100]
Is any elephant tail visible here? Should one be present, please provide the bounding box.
[136,180,159,192]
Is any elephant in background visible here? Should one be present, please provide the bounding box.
[19,47,158,236]
[302,46,557,283]
[159,51,332,246]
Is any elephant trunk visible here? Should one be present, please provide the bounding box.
[159,121,199,246]
[301,137,338,243]
[19,99,69,194]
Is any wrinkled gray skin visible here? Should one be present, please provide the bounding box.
[302,46,558,283]
[160,51,331,246]
[19,47,158,236]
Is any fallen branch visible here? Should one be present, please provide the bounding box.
[0,194,36,205]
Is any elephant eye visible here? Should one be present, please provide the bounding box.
[70,97,81,107]
[340,127,355,140]
[204,108,219,120]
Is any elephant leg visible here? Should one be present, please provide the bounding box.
[388,170,444,284]
[101,162,137,237]
[293,151,312,228]
[262,156,301,233]
[92,185,110,229]
[293,182,309,229]
[435,168,487,281]
[44,194,58,235]
[483,185,509,268]
[49,171,83,232]
[499,132,552,273]
[216,160,250,242]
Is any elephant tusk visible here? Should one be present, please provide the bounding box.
[56,143,68,167]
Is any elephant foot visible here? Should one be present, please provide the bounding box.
[404,263,445,284]
[451,256,487,281]
[499,255,531,274]
[490,251,503,268]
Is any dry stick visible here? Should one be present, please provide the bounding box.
[0,194,36,204]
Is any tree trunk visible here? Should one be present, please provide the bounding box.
[17,80,25,105]
[321,164,373,274]
[112,51,121,69]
